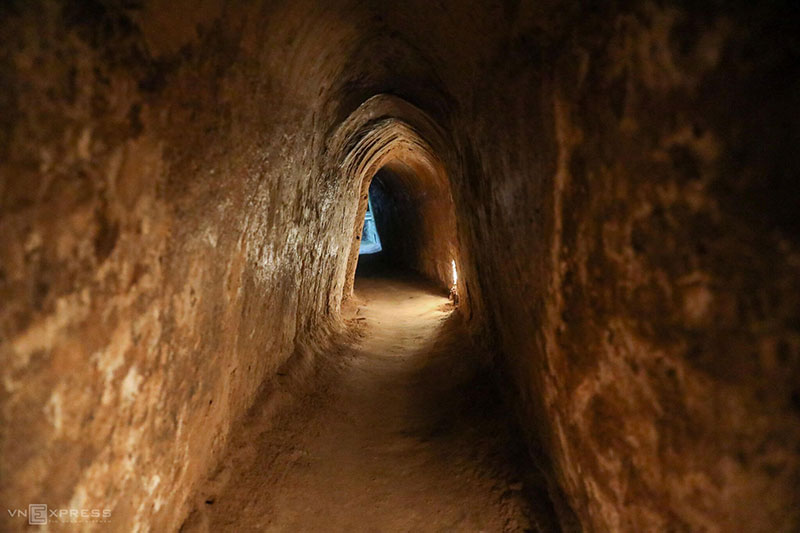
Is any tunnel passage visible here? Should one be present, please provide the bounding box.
[334,95,464,303]
[352,160,460,296]
[1,2,799,532]
[364,162,458,290]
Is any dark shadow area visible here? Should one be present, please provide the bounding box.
[354,252,448,297]
[354,250,390,278]
[347,158,458,296]
[368,166,427,272]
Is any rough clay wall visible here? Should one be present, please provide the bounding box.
[0,1,364,531]
[1,1,799,532]
[450,3,800,532]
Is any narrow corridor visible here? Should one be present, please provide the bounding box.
[182,261,549,532]
[2,3,798,531]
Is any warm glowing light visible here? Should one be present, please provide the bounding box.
[451,260,458,286]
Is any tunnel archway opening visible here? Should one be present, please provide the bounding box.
[353,160,457,299]
[350,156,458,296]
[331,95,465,309]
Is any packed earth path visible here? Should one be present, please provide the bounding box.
[180,262,558,532]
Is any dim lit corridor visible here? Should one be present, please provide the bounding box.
[2,1,799,532]
[181,257,554,531]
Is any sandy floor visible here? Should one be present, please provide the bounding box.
[181,266,551,532]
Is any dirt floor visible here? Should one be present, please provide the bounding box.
[181,259,556,532]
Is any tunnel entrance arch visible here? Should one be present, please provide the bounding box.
[325,95,462,303]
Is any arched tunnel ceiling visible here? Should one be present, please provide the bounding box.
[330,94,459,297]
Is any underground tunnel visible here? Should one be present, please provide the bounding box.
[1,1,799,532]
